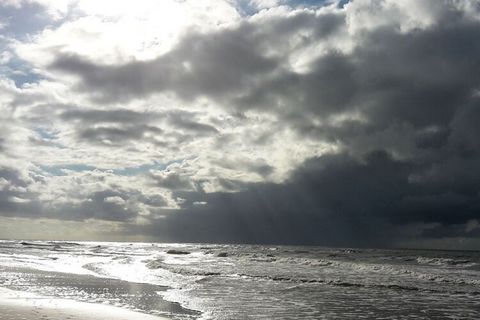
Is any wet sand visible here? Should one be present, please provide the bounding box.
[0,288,169,320]
[0,266,198,319]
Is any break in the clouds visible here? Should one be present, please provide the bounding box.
[1,0,480,249]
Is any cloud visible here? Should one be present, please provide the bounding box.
[167,112,219,135]
[46,1,480,150]
[0,166,41,217]
[137,151,411,246]
[58,107,219,149]
[47,7,345,104]
[139,150,480,246]
[1,0,480,248]
[49,29,279,103]
[60,109,157,124]
[150,170,195,192]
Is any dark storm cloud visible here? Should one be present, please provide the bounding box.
[142,151,408,246]
[141,150,480,246]
[420,222,480,239]
[238,18,480,134]
[350,24,480,128]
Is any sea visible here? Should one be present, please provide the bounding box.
[0,240,479,319]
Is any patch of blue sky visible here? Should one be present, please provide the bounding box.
[34,128,56,141]
[236,0,348,16]
[112,161,169,176]
[39,164,98,176]
[32,128,66,149]
[39,158,191,177]
[0,2,51,39]
[0,1,76,40]
[9,68,43,88]
[285,0,350,9]
[0,47,44,87]
[0,1,74,87]
[234,0,263,16]
[112,158,189,176]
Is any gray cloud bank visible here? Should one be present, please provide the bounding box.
[141,150,480,247]
[2,0,480,248]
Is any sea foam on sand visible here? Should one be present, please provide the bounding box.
[0,288,168,320]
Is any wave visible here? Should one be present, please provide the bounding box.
[144,256,480,296]
[240,273,480,295]
[146,260,221,277]
[416,256,474,267]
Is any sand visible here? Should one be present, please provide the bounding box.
[0,288,169,320]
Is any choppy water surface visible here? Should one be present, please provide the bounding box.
[0,240,479,319]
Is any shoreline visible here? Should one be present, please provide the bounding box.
[0,288,169,320]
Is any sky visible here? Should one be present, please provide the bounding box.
[0,0,480,249]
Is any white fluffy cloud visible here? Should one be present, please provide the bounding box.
[15,0,240,64]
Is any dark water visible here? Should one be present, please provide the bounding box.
[0,240,479,319]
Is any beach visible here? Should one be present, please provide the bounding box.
[0,288,168,320]
[1,240,480,319]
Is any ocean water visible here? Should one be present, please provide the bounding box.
[0,240,479,319]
